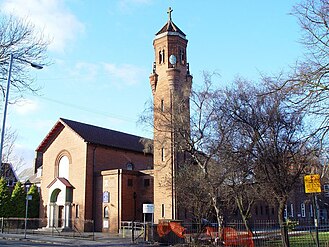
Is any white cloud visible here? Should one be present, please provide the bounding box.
[103,63,146,87]
[0,0,84,52]
[51,61,146,88]
[70,62,99,82]
[12,98,39,115]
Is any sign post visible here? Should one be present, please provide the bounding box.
[304,174,321,247]
[304,174,321,193]
[143,204,154,241]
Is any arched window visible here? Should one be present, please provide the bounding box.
[104,206,109,218]
[76,205,79,218]
[58,156,69,179]
[161,147,165,162]
[159,50,162,64]
[162,49,165,63]
[180,48,185,64]
[126,163,134,170]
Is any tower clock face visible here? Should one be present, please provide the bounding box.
[169,55,177,65]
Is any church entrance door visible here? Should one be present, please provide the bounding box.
[47,178,74,230]
[58,206,64,227]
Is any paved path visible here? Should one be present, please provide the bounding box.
[0,232,158,246]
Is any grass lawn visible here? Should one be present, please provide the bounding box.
[257,231,329,247]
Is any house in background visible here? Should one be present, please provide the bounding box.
[0,162,19,190]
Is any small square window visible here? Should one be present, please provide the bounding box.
[128,179,133,187]
[324,184,329,191]
[144,179,150,187]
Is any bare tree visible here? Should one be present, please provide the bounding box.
[3,127,24,169]
[0,13,49,169]
[221,79,318,247]
[0,13,49,100]
[141,73,269,233]
[181,73,232,228]
[175,164,213,224]
[278,0,329,141]
[141,69,318,246]
[0,127,25,179]
[220,154,259,234]
[140,72,235,229]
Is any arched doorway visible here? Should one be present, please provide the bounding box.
[49,189,65,228]
[47,178,74,229]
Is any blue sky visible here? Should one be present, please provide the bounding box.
[0,0,302,171]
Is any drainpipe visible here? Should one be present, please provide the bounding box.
[118,169,121,233]
[92,145,97,232]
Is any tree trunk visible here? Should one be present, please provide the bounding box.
[236,197,253,235]
[278,199,290,247]
[211,196,223,234]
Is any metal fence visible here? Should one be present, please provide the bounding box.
[135,220,329,246]
[0,217,95,240]
[2,218,329,246]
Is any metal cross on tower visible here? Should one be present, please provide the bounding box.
[167,7,173,21]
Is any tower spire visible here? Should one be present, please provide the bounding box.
[167,7,173,21]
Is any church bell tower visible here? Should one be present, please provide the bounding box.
[150,7,193,223]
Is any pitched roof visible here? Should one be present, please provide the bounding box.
[46,177,74,188]
[155,8,186,38]
[156,19,186,37]
[1,162,19,182]
[36,118,152,154]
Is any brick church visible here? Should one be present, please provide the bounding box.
[35,8,192,232]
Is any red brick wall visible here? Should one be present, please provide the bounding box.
[87,144,153,232]
[100,170,154,233]
[39,127,87,228]
[91,144,153,172]
[40,125,153,232]
[151,32,191,223]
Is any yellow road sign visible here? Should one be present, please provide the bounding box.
[304,174,321,193]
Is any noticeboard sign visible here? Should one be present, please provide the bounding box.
[304,174,322,193]
[103,220,109,228]
[143,204,154,214]
[103,191,109,203]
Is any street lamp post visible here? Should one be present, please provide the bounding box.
[0,53,43,169]
[24,193,32,239]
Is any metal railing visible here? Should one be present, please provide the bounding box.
[0,217,95,240]
[3,217,329,246]
[120,221,145,242]
[142,220,329,246]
